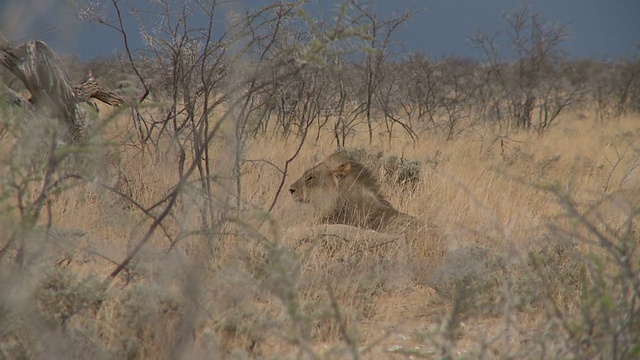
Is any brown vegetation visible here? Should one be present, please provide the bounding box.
[1,1,639,358]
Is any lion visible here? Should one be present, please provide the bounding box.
[289,151,419,235]
[289,151,447,287]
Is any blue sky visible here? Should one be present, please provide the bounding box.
[1,0,639,61]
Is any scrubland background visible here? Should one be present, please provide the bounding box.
[1,1,639,359]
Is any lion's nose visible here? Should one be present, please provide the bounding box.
[289,187,296,195]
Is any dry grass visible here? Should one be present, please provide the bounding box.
[1,108,639,358]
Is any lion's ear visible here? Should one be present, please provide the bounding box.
[333,162,351,178]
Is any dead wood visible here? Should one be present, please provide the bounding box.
[0,35,124,142]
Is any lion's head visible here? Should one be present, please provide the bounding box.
[289,151,385,204]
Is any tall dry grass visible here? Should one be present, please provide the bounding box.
[1,106,639,358]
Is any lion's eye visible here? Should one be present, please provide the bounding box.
[305,176,314,183]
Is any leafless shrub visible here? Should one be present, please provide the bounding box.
[2,1,640,358]
[471,6,580,133]
[0,1,389,358]
[587,55,640,121]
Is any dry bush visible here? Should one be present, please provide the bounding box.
[1,1,640,358]
[2,99,640,358]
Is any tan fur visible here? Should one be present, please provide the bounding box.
[289,151,420,235]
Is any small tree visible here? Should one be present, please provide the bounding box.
[349,0,415,144]
[471,6,577,133]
